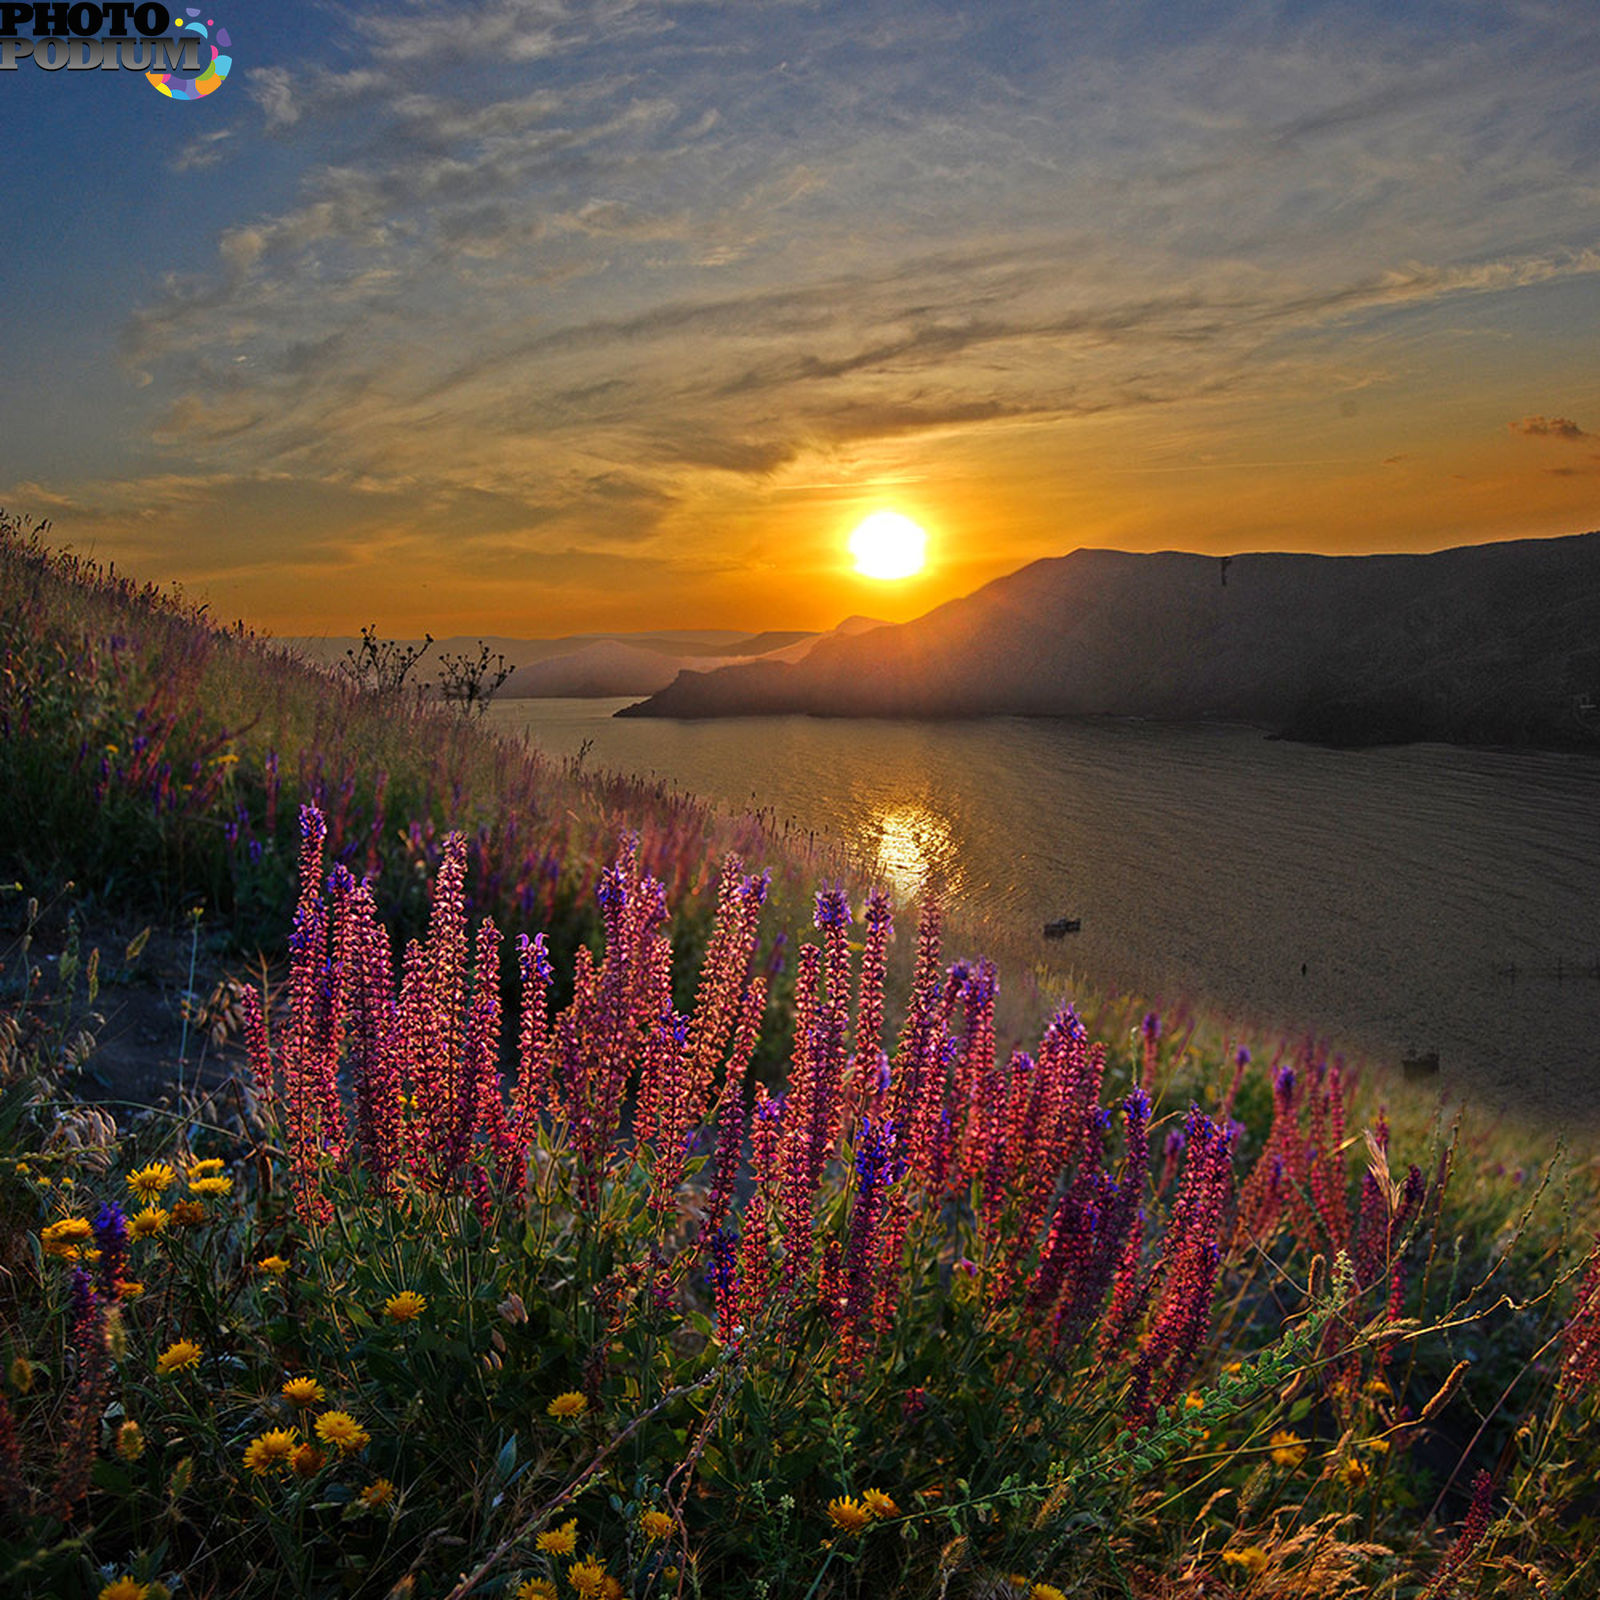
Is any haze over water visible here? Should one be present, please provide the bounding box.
[491,700,1600,1125]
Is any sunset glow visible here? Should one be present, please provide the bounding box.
[849,512,929,581]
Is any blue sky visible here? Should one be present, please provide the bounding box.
[3,0,1597,632]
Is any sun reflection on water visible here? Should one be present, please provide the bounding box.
[867,803,962,902]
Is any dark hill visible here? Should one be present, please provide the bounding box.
[618,532,1600,749]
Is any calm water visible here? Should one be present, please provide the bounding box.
[487,700,1600,1124]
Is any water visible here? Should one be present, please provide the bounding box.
[487,699,1600,1123]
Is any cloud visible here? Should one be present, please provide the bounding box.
[1510,415,1590,440]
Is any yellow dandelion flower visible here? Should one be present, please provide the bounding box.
[1031,1585,1069,1600]
[1269,1430,1307,1467]
[641,1507,675,1541]
[358,1477,396,1510]
[1221,1547,1270,1576]
[258,1254,290,1276]
[127,1161,176,1201]
[281,1375,326,1406]
[600,1579,623,1600]
[314,1410,370,1454]
[384,1290,427,1322]
[546,1390,587,1420]
[863,1488,901,1519]
[567,1556,607,1598]
[536,1517,578,1556]
[98,1578,149,1600]
[292,1442,325,1477]
[242,1428,299,1475]
[41,1216,93,1259]
[516,1581,559,1600]
[188,1175,232,1198]
[128,1206,168,1240]
[169,1200,206,1227]
[1340,1456,1371,1489]
[156,1339,202,1375]
[188,1157,226,1177]
[828,1495,872,1534]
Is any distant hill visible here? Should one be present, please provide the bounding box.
[618,533,1600,749]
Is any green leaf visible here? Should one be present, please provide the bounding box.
[495,1433,519,1483]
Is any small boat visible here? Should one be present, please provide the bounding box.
[1043,917,1082,939]
[1402,1050,1440,1080]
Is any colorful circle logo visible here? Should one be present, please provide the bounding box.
[147,9,231,100]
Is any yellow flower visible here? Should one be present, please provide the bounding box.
[1269,1430,1307,1468]
[863,1488,901,1519]
[41,1216,93,1259]
[567,1557,607,1598]
[828,1494,872,1534]
[242,1428,299,1475]
[546,1390,587,1420]
[516,1581,558,1600]
[116,1279,144,1299]
[258,1254,290,1276]
[188,1157,226,1177]
[314,1410,371,1454]
[127,1161,176,1201]
[281,1375,326,1407]
[169,1200,206,1227]
[1184,1391,1206,1410]
[1221,1547,1270,1576]
[291,1442,325,1477]
[1364,1377,1393,1399]
[187,1175,232,1198]
[156,1339,202,1375]
[536,1517,578,1556]
[128,1206,168,1240]
[1340,1456,1372,1489]
[641,1507,675,1541]
[358,1477,396,1510]
[1364,1436,1392,1455]
[384,1290,427,1322]
[98,1579,149,1600]
[1031,1585,1069,1600]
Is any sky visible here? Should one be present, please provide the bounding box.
[2,0,1598,635]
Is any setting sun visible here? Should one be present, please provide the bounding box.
[848,511,928,580]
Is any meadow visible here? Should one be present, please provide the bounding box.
[3,507,1599,1599]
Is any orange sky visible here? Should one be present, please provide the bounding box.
[5,1,1598,637]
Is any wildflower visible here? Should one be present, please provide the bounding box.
[188,1157,226,1177]
[258,1254,290,1276]
[116,1280,144,1299]
[128,1206,169,1240]
[863,1488,901,1519]
[536,1517,578,1555]
[243,1428,299,1475]
[828,1494,872,1534]
[1269,1430,1307,1467]
[169,1200,206,1227]
[98,1579,149,1600]
[1031,1586,1069,1600]
[567,1557,608,1598]
[281,1375,326,1407]
[291,1442,325,1477]
[156,1339,202,1375]
[1222,1547,1270,1576]
[546,1391,587,1420]
[93,1202,129,1297]
[1340,1455,1371,1489]
[384,1290,427,1322]
[1363,1436,1392,1455]
[127,1162,176,1200]
[187,1175,232,1198]
[313,1410,370,1454]
[641,1507,675,1540]
[41,1216,93,1259]
[1364,1377,1393,1399]
[516,1581,558,1600]
[116,1420,145,1461]
[358,1477,396,1510]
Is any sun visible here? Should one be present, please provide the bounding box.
[848,511,927,580]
